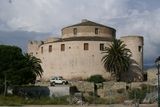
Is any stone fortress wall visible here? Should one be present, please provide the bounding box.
[120,36,144,71]
[28,19,144,81]
[120,36,144,81]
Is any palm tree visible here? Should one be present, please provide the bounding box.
[24,54,43,78]
[101,39,132,81]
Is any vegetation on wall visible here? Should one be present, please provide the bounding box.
[101,39,132,81]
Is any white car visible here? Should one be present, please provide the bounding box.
[50,76,68,86]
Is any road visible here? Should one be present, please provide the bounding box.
[1,104,156,107]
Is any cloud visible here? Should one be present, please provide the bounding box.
[114,8,160,65]
[0,0,129,32]
[0,0,159,65]
[0,30,50,52]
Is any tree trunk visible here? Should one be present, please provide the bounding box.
[4,74,7,96]
[116,73,121,82]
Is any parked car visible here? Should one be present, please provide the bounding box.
[50,76,68,86]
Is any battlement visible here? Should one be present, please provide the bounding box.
[43,37,60,43]
[29,40,44,46]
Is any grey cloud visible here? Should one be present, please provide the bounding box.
[0,30,50,52]
[0,0,159,65]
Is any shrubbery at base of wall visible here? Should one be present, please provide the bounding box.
[0,95,69,106]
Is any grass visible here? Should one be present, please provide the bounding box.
[85,95,126,104]
[0,95,126,106]
[0,95,69,106]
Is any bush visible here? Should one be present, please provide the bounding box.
[140,84,147,91]
[117,88,125,94]
[87,75,105,83]
[0,95,69,106]
[128,88,147,103]
[85,95,126,104]
[140,84,155,92]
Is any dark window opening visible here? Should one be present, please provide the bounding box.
[49,45,52,52]
[61,44,65,51]
[73,28,77,35]
[95,28,99,34]
[84,43,89,50]
[100,43,104,51]
[41,47,43,54]
[138,46,142,52]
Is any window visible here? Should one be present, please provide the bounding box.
[95,28,99,34]
[41,47,43,54]
[61,44,65,51]
[73,28,77,35]
[100,43,104,51]
[84,43,89,50]
[49,45,52,52]
[30,52,33,55]
[138,46,142,52]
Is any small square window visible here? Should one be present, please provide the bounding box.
[95,28,99,34]
[84,43,89,50]
[49,45,52,52]
[100,44,104,51]
[61,44,65,51]
[73,28,77,35]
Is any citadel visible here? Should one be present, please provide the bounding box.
[28,19,144,81]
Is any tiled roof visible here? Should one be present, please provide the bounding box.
[62,20,115,30]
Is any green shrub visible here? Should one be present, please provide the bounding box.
[140,84,147,91]
[87,75,105,83]
[128,88,147,103]
[0,95,69,106]
[85,96,108,104]
[140,84,155,93]
[85,95,126,104]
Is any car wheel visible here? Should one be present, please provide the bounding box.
[50,82,55,86]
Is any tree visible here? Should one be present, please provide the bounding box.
[87,75,105,98]
[101,39,131,81]
[87,75,105,83]
[24,53,43,80]
[0,45,43,93]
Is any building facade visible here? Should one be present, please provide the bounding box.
[28,19,144,81]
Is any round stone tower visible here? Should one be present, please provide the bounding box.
[120,35,143,81]
[61,19,116,40]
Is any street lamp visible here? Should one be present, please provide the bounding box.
[155,56,160,107]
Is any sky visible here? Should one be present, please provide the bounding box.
[0,0,160,66]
